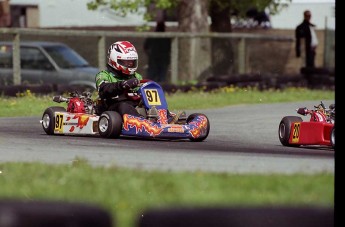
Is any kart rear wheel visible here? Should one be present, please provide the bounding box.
[278,116,302,147]
[330,127,335,149]
[41,106,66,135]
[187,113,210,142]
[98,111,122,138]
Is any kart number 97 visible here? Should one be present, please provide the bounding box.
[144,89,161,105]
[54,114,64,132]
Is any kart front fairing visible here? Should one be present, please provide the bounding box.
[121,113,209,139]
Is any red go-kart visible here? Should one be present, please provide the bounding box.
[278,101,335,149]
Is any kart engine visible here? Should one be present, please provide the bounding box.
[53,92,95,114]
[67,97,85,113]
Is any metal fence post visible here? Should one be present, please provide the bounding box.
[171,37,178,83]
[12,32,21,85]
[97,35,106,71]
[238,38,246,74]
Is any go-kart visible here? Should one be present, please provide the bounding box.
[40,80,210,141]
[278,101,335,149]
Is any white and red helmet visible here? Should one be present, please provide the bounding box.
[107,41,138,75]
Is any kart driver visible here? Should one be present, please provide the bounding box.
[95,41,143,117]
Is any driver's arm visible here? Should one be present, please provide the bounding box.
[97,78,139,99]
[98,81,124,99]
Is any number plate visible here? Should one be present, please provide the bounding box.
[291,122,300,143]
[54,113,64,133]
[143,89,161,105]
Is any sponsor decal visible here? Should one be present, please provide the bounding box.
[167,125,185,133]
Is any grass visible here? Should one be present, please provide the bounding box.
[0,86,335,227]
[0,86,335,117]
[0,161,334,227]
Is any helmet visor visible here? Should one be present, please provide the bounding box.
[118,59,137,68]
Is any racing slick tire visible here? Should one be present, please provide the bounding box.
[278,116,303,147]
[98,111,122,138]
[187,113,210,142]
[41,106,66,135]
[330,126,335,149]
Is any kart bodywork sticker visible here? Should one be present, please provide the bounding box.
[143,89,161,106]
[54,113,64,133]
[291,122,301,143]
[54,113,95,134]
[123,114,164,136]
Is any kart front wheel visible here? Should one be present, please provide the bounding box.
[278,116,302,147]
[41,106,66,135]
[98,111,122,138]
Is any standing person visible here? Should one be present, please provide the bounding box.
[95,41,143,117]
[295,10,318,68]
[144,21,171,83]
[0,0,11,27]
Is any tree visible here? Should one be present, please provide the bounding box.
[87,0,290,81]
[87,0,290,29]
[176,0,210,81]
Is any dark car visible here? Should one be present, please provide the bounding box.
[0,41,99,91]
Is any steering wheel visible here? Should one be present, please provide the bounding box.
[138,79,152,87]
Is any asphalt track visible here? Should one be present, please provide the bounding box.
[0,101,334,174]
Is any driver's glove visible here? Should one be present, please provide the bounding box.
[121,78,139,90]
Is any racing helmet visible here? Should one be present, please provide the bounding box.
[107,41,138,75]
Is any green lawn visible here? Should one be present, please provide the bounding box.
[0,161,334,227]
[0,87,335,117]
[0,87,335,227]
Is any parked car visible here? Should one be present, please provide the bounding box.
[0,41,99,91]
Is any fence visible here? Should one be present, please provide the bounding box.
[1,27,296,85]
